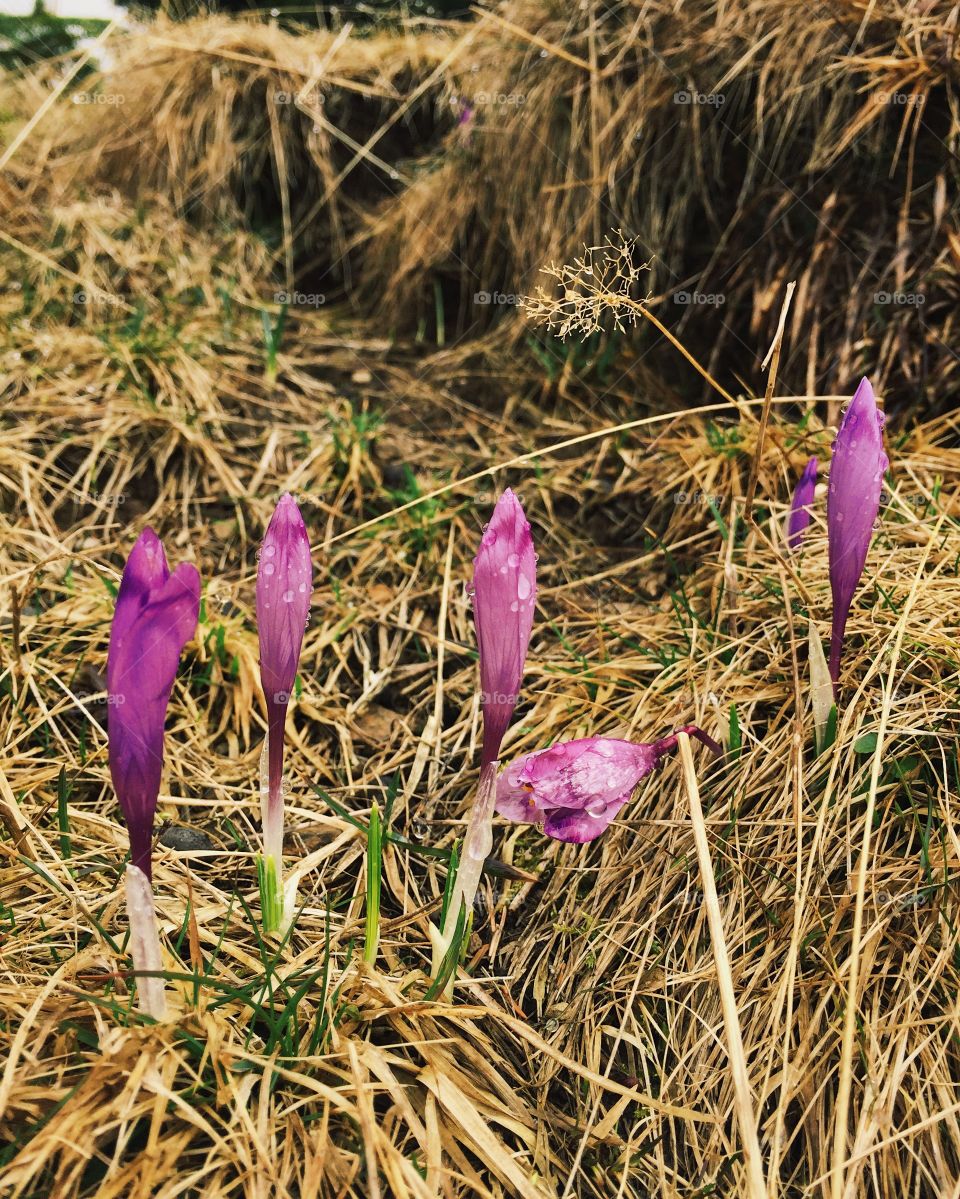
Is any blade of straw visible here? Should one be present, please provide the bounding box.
[677,732,766,1199]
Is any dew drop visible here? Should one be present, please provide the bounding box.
[517,575,531,601]
[507,552,520,568]
[510,600,519,612]
[264,545,276,557]
[298,582,307,593]
[282,589,294,602]
[263,562,275,576]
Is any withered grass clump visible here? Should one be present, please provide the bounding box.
[7,1,959,401]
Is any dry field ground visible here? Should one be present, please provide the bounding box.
[2,3,960,1196]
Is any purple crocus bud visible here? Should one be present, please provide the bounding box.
[256,493,312,818]
[787,456,818,550]
[827,378,888,684]
[496,726,722,843]
[107,529,200,880]
[255,493,311,931]
[472,489,536,766]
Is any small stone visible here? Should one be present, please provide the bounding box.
[159,826,215,860]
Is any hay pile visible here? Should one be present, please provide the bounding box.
[9,1,959,402]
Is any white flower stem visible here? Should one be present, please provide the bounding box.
[125,864,167,1020]
[431,761,498,999]
[258,736,287,935]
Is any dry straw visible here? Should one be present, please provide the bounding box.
[2,4,960,1197]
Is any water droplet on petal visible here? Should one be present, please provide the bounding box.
[283,589,294,602]
[507,552,520,568]
[510,600,519,612]
[264,545,276,557]
[298,582,307,593]
[517,575,531,601]
[264,562,275,576]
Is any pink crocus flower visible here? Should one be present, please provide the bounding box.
[433,488,536,991]
[256,493,312,932]
[496,727,722,843]
[787,456,818,550]
[827,378,888,685]
[107,528,200,1018]
[108,529,200,881]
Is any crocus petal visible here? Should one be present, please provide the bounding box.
[787,456,818,550]
[496,737,660,842]
[472,489,536,763]
[827,378,888,683]
[543,801,630,843]
[256,493,312,804]
[108,530,200,879]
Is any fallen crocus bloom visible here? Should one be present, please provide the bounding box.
[256,492,312,933]
[496,727,722,843]
[827,378,888,685]
[108,528,200,1017]
[432,488,536,991]
[787,456,818,549]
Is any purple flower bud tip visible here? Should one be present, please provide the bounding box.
[827,377,888,684]
[257,492,312,804]
[787,456,818,550]
[495,728,719,843]
[257,493,312,705]
[473,488,536,764]
[107,528,200,880]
